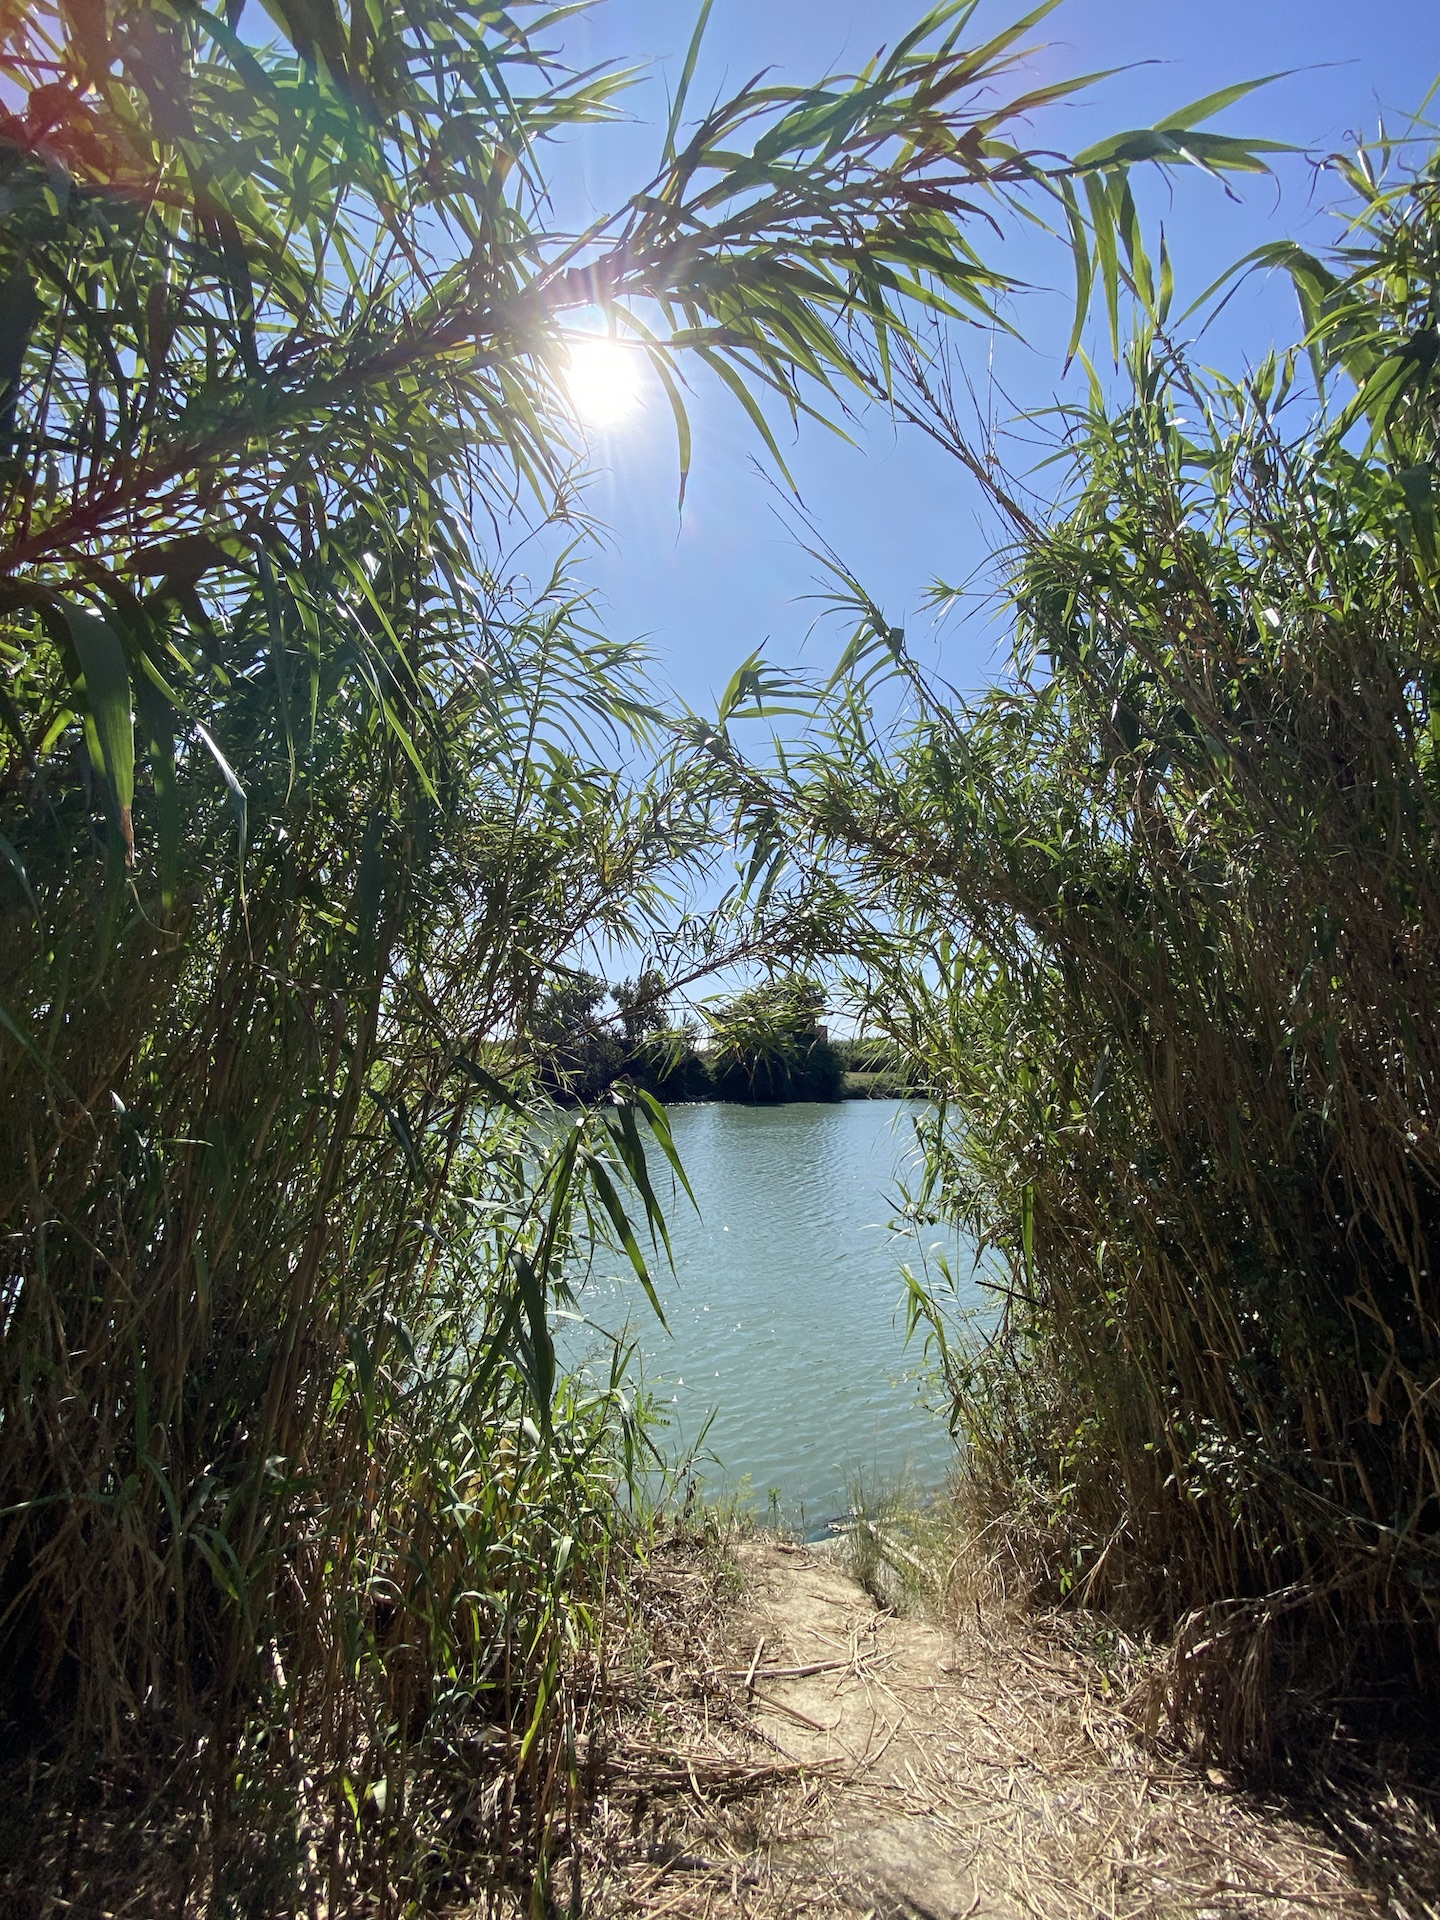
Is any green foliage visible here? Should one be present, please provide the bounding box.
[0,0,1287,1894]
[833,1034,921,1097]
[770,137,1440,1761]
[530,969,627,1099]
[529,967,713,1103]
[707,975,843,1103]
[0,517,696,1899]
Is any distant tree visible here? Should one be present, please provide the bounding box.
[612,969,669,1047]
[608,970,710,1098]
[832,1035,918,1095]
[529,968,716,1101]
[632,1027,715,1102]
[530,971,623,1101]
[709,977,843,1103]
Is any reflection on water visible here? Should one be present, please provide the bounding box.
[562,1100,976,1529]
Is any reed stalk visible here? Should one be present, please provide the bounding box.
[771,136,1440,1762]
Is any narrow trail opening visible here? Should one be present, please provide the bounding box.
[584,1540,1389,1919]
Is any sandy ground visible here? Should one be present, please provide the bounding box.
[580,1538,1390,1920]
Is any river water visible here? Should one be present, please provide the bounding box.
[562,1100,975,1531]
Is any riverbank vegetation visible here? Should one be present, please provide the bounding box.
[0,0,1268,1908]
[530,970,849,1105]
[527,966,921,1103]
[763,133,1440,1771]
[704,978,842,1105]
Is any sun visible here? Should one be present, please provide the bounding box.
[562,337,643,429]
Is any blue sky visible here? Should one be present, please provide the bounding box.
[538,1,1437,712]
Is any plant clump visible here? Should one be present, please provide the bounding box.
[773,137,1440,1766]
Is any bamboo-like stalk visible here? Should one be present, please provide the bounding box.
[761,141,1440,1764]
[0,1,1285,1896]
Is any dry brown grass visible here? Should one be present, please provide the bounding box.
[552,1530,1440,1920]
[10,1525,1438,1918]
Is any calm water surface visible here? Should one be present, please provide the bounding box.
[563,1100,975,1530]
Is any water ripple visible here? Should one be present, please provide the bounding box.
[565,1101,975,1529]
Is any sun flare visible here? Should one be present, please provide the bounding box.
[562,337,643,429]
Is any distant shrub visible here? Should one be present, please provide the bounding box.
[707,977,844,1103]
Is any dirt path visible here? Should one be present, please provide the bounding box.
[590,1540,1387,1919]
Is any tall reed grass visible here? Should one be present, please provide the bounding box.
[0,0,1291,1892]
[778,139,1440,1762]
[0,520,697,1906]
